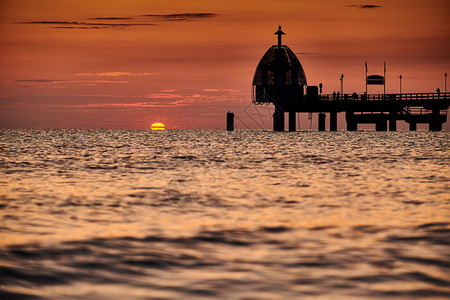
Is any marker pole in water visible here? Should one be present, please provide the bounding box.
[226,111,234,131]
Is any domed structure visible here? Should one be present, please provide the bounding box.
[252,26,307,106]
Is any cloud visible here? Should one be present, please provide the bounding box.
[16,79,129,85]
[16,79,62,83]
[146,93,183,99]
[348,5,383,9]
[87,17,133,20]
[69,102,168,108]
[73,80,130,84]
[140,90,247,107]
[19,21,156,29]
[201,88,239,93]
[187,78,206,81]
[55,26,133,30]
[51,27,102,30]
[142,13,218,21]
[20,13,218,30]
[75,72,157,77]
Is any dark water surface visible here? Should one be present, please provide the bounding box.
[0,129,449,299]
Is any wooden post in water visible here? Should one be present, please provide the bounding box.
[226,111,234,131]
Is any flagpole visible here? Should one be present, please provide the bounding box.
[445,72,448,93]
[365,61,368,95]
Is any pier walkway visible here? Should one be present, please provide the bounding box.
[283,92,450,131]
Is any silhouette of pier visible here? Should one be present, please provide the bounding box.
[261,92,449,131]
[250,26,449,131]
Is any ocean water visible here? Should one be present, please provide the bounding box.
[0,129,449,299]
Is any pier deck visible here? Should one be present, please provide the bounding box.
[266,92,450,131]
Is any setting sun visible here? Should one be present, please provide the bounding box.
[151,122,165,130]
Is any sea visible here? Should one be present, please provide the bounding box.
[0,129,449,300]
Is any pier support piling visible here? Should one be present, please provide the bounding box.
[273,106,285,131]
[318,113,326,131]
[429,122,442,131]
[346,112,357,131]
[330,111,337,131]
[429,108,442,131]
[376,120,388,131]
[288,111,296,131]
[389,111,397,131]
[409,122,417,131]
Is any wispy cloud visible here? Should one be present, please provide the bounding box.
[16,79,63,83]
[19,21,156,29]
[146,93,183,99]
[144,90,247,106]
[348,5,383,9]
[3,89,248,114]
[20,12,218,30]
[87,17,133,20]
[69,102,168,108]
[76,72,157,77]
[142,13,218,21]
[16,79,129,85]
[51,27,102,30]
[187,78,206,81]
[201,88,239,93]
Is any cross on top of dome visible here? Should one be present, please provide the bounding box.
[274,26,285,48]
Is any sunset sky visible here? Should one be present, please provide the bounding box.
[1,0,449,129]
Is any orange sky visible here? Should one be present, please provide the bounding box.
[1,0,449,129]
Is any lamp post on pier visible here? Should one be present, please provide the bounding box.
[340,74,344,95]
[399,75,402,95]
[445,72,448,93]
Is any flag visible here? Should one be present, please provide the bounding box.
[367,75,384,85]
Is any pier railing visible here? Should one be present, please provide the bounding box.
[319,92,450,102]
[402,107,448,116]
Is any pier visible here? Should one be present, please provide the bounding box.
[251,26,449,131]
[260,92,449,131]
